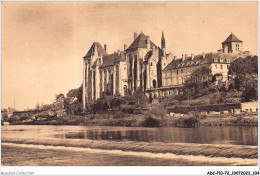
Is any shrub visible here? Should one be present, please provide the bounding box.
[241,86,258,102]
[120,105,135,114]
[123,89,148,108]
[113,110,126,119]
[141,117,160,127]
[183,117,199,127]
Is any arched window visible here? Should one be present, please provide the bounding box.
[151,62,153,66]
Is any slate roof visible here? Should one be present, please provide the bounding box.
[126,32,157,51]
[222,33,243,44]
[84,42,108,58]
[163,52,239,71]
[101,51,126,67]
[67,88,79,97]
[144,51,153,61]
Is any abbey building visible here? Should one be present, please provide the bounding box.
[82,32,251,111]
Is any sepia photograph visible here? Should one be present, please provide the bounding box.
[1,1,259,175]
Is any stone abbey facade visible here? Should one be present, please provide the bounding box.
[82,32,250,110]
[82,32,174,110]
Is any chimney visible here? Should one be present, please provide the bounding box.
[104,44,107,52]
[146,36,150,49]
[134,32,138,40]
[124,44,127,51]
[191,54,194,60]
[152,46,155,52]
[202,52,205,59]
[185,54,188,60]
[182,54,185,62]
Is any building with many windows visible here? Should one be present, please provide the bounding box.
[148,33,252,99]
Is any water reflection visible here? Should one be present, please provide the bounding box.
[2,125,258,146]
[61,127,257,145]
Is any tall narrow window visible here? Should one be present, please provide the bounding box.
[215,65,217,69]
[220,65,223,69]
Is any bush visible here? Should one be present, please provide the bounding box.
[183,117,199,127]
[141,117,160,127]
[241,86,258,102]
[113,110,126,119]
[123,89,148,108]
[120,105,135,114]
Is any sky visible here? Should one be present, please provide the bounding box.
[1,1,258,110]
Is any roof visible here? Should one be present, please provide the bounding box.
[126,32,157,51]
[67,88,79,97]
[101,51,125,67]
[84,42,108,58]
[222,33,243,44]
[163,52,239,71]
[144,50,153,61]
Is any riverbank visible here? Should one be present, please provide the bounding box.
[10,113,258,127]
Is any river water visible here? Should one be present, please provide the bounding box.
[1,125,258,145]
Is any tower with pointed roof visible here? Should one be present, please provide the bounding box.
[161,31,166,49]
[222,33,243,54]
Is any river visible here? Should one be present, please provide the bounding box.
[1,125,258,166]
[1,125,258,145]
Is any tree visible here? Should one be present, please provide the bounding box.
[229,56,258,92]
[55,93,65,102]
[123,88,148,108]
[229,56,258,75]
[188,66,212,83]
[184,66,213,98]
[35,103,40,111]
[1,112,8,122]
